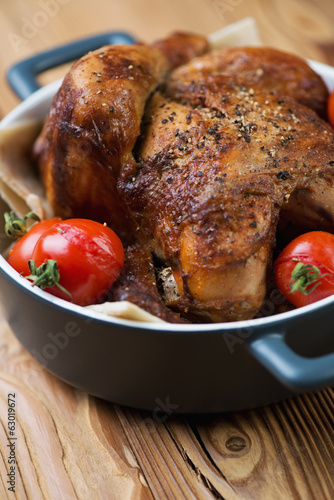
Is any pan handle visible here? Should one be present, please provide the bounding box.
[7,32,136,101]
[248,333,334,391]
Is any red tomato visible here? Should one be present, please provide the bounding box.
[30,218,124,306]
[328,89,334,128]
[274,231,334,308]
[8,217,62,275]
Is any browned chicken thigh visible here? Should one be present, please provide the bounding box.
[33,33,208,242]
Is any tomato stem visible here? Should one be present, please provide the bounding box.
[25,259,73,301]
[290,261,332,295]
[4,211,40,239]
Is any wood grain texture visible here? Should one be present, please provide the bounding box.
[0,318,152,499]
[0,1,334,498]
[115,397,334,500]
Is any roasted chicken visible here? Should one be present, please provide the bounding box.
[34,34,334,322]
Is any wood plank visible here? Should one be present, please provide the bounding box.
[115,391,334,500]
[115,406,221,499]
[169,393,334,499]
[0,318,153,499]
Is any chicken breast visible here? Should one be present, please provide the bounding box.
[166,46,329,118]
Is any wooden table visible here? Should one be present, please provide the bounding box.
[1,1,334,498]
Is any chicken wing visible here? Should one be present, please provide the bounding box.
[33,33,208,242]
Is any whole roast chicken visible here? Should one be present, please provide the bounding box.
[34,33,334,322]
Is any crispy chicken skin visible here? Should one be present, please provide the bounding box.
[119,79,334,321]
[33,33,208,242]
[167,47,329,118]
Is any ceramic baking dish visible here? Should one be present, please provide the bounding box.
[1,32,334,413]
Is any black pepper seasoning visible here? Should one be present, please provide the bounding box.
[277,171,290,180]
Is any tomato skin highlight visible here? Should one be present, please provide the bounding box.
[328,89,334,128]
[274,231,334,308]
[31,218,124,306]
[8,217,62,275]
